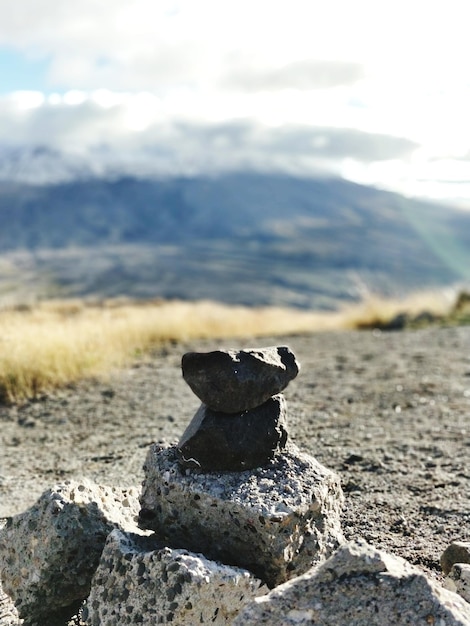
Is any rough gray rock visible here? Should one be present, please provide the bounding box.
[139,442,344,587]
[0,480,142,624]
[0,520,22,626]
[181,346,300,412]
[234,540,470,625]
[441,541,470,575]
[177,394,288,471]
[0,580,21,626]
[445,563,470,604]
[83,528,268,625]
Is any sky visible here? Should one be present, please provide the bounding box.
[0,0,469,206]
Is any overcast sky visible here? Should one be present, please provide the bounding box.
[0,0,469,206]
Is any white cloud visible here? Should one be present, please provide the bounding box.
[1,89,469,205]
[7,91,46,110]
[220,60,364,91]
[1,0,468,94]
[0,0,469,203]
[0,93,420,182]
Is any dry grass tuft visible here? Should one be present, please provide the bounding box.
[0,298,340,403]
[338,290,455,330]
[0,290,465,403]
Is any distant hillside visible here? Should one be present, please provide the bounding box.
[1,173,469,308]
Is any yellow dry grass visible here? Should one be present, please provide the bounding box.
[0,291,460,403]
[0,298,340,403]
[339,290,455,330]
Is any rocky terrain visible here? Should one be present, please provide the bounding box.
[1,324,470,592]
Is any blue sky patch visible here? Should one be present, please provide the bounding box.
[0,47,50,93]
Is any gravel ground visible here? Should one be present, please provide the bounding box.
[1,326,470,586]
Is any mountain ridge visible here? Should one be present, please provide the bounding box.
[1,172,469,308]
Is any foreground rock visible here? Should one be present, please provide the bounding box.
[182,346,300,413]
[234,540,470,625]
[0,519,21,626]
[445,563,470,604]
[139,442,344,588]
[0,580,21,626]
[177,394,288,471]
[442,541,470,574]
[0,480,142,624]
[83,528,268,625]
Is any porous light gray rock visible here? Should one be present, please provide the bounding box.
[181,346,300,413]
[441,541,470,575]
[139,442,344,587]
[0,580,21,626]
[0,479,142,624]
[83,528,268,625]
[0,520,22,626]
[445,563,470,604]
[177,394,288,471]
[233,540,470,626]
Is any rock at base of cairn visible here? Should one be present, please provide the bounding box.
[138,442,344,588]
[234,540,470,626]
[83,529,268,625]
[0,480,142,624]
[182,346,300,413]
[177,394,288,471]
[444,563,470,604]
[441,541,470,575]
[0,579,21,626]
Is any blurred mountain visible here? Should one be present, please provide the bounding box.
[0,172,469,308]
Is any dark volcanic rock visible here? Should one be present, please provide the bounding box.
[177,394,289,471]
[181,346,300,413]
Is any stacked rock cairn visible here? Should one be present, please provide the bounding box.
[0,345,345,626]
[138,345,344,589]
